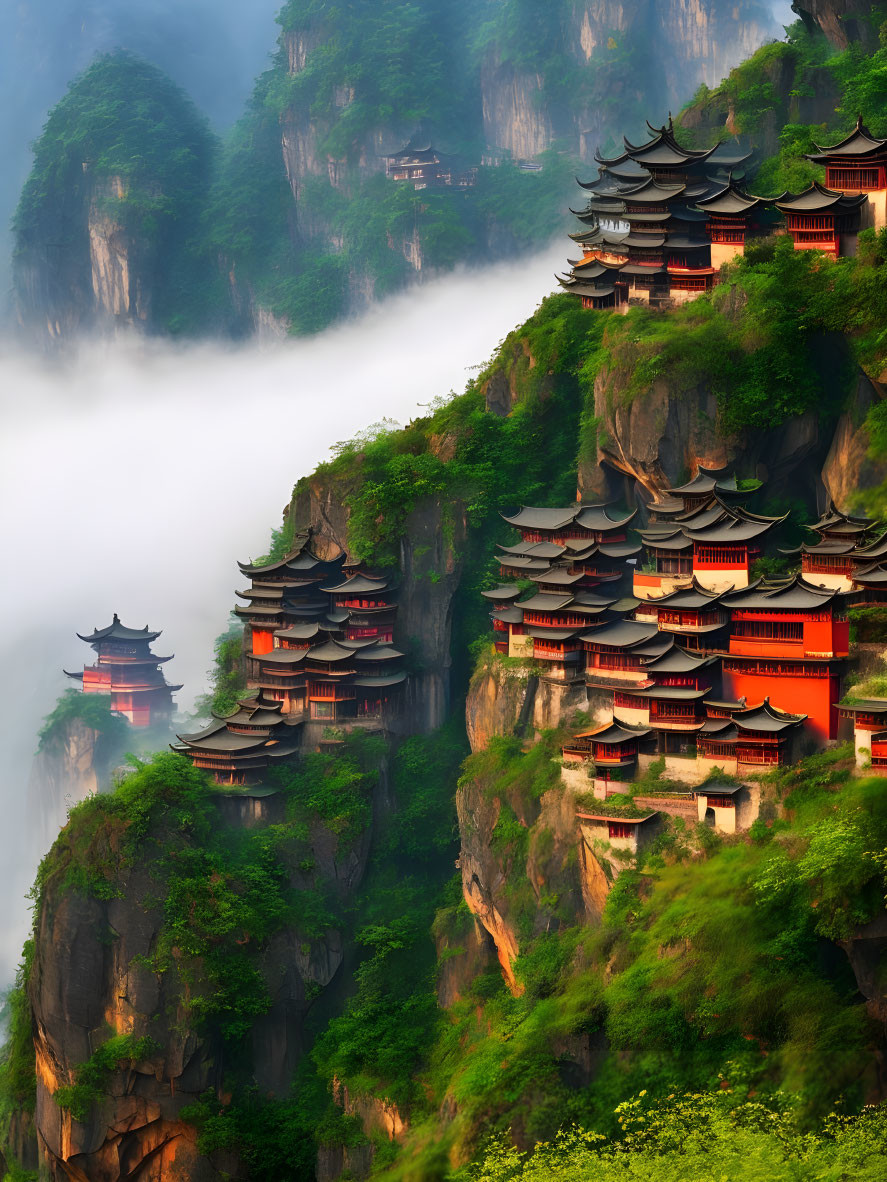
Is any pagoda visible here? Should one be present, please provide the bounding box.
[775,182,866,256]
[561,117,749,308]
[695,697,808,773]
[633,579,729,652]
[805,117,887,231]
[236,544,347,656]
[783,503,878,590]
[721,574,849,741]
[695,178,774,268]
[172,691,300,786]
[65,614,181,728]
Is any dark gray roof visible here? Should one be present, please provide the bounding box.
[685,516,781,543]
[572,722,651,744]
[481,586,524,601]
[575,505,637,531]
[305,640,356,662]
[724,573,841,610]
[530,568,586,586]
[77,613,161,644]
[642,646,716,673]
[635,685,709,700]
[524,626,584,641]
[853,564,887,584]
[497,541,566,558]
[776,182,866,213]
[253,647,308,665]
[641,578,723,608]
[274,623,322,640]
[807,119,887,161]
[516,592,575,612]
[321,574,389,594]
[581,619,659,648]
[355,644,404,661]
[353,673,408,688]
[696,181,769,215]
[501,506,580,530]
[733,699,806,732]
[493,607,525,624]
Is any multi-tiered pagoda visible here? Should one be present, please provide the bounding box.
[562,113,887,311]
[560,118,749,308]
[237,536,406,724]
[805,117,887,231]
[173,691,300,785]
[65,614,181,728]
[635,464,784,598]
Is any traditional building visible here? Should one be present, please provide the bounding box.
[635,498,784,598]
[633,579,728,650]
[172,691,300,785]
[562,117,749,307]
[696,698,808,773]
[721,575,849,741]
[237,537,406,724]
[696,179,774,268]
[805,118,887,231]
[836,698,887,767]
[501,504,637,546]
[65,614,181,727]
[576,807,660,872]
[775,183,867,256]
[236,546,346,656]
[850,562,887,605]
[562,722,653,794]
[582,619,669,689]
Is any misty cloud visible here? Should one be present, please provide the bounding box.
[0,243,564,982]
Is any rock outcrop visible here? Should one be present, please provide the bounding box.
[456,767,607,994]
[794,0,883,49]
[27,774,380,1181]
[821,370,887,508]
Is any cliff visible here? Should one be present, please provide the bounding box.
[13,52,219,344]
[14,2,784,340]
[20,740,386,1181]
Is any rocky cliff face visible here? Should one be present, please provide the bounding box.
[15,174,157,342]
[28,778,378,1181]
[456,766,606,994]
[794,0,883,49]
[26,716,135,856]
[287,474,466,734]
[575,313,867,512]
[479,1,778,165]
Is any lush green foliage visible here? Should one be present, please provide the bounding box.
[0,944,37,1177]
[303,293,604,574]
[33,739,381,1045]
[468,1090,887,1181]
[194,624,248,718]
[37,689,129,754]
[15,52,222,335]
[54,1034,160,1122]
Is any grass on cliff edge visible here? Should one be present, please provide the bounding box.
[357,744,887,1176]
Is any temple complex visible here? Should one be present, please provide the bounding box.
[65,614,181,727]
[237,536,406,725]
[482,473,887,818]
[562,113,887,310]
[384,142,476,190]
[805,118,887,230]
[172,691,301,785]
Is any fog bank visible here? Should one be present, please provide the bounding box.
[0,243,564,982]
